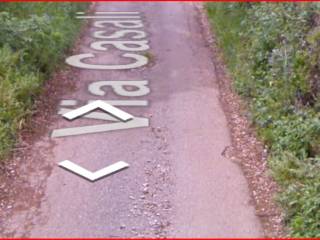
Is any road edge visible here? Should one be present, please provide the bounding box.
[194,3,285,237]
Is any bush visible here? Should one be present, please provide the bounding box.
[207,2,320,236]
[0,3,88,158]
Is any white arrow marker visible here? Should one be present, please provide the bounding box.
[59,160,129,182]
[63,100,133,122]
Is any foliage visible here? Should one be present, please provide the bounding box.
[0,3,88,158]
[207,2,320,236]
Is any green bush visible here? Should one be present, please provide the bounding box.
[207,2,320,236]
[270,152,320,237]
[0,3,88,158]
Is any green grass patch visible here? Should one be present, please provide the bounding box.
[0,3,89,159]
[207,2,320,237]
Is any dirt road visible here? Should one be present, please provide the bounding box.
[1,2,262,237]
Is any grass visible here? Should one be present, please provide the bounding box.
[206,3,247,72]
[207,2,320,237]
[0,3,89,159]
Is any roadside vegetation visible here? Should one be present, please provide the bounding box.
[0,3,88,159]
[207,3,320,237]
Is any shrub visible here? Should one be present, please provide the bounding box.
[0,3,88,158]
[207,2,320,236]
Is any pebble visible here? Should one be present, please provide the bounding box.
[143,187,149,194]
[140,195,145,199]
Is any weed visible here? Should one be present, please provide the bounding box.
[207,2,320,236]
[0,3,89,158]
